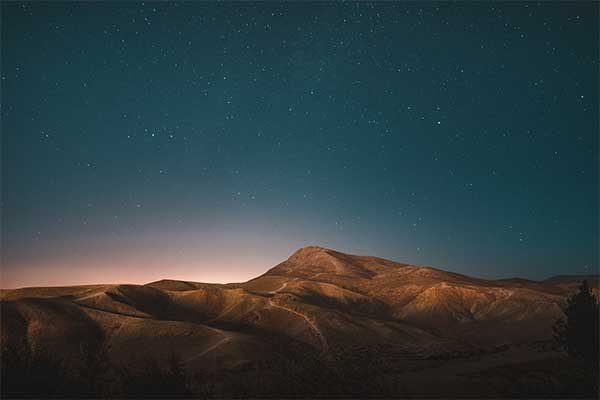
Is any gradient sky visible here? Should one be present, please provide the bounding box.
[1,2,598,288]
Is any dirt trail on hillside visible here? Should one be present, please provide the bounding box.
[268,299,329,352]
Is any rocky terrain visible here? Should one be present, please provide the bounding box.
[1,246,598,398]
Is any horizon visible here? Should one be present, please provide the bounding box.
[2,2,598,289]
[2,244,599,290]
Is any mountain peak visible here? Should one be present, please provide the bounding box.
[289,245,330,258]
[265,246,375,280]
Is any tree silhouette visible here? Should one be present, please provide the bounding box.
[553,279,599,394]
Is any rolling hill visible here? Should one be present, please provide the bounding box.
[1,246,598,398]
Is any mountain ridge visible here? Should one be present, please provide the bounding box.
[2,246,598,397]
[2,245,596,291]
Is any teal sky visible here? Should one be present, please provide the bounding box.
[1,2,598,288]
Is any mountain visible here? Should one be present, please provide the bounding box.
[1,246,598,398]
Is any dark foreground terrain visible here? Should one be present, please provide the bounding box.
[1,246,598,398]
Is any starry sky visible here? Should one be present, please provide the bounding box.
[1,2,598,288]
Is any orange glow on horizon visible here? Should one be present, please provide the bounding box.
[0,258,278,289]
[1,231,305,289]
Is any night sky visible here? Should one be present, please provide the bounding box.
[1,2,598,288]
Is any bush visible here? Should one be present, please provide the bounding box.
[553,279,599,395]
